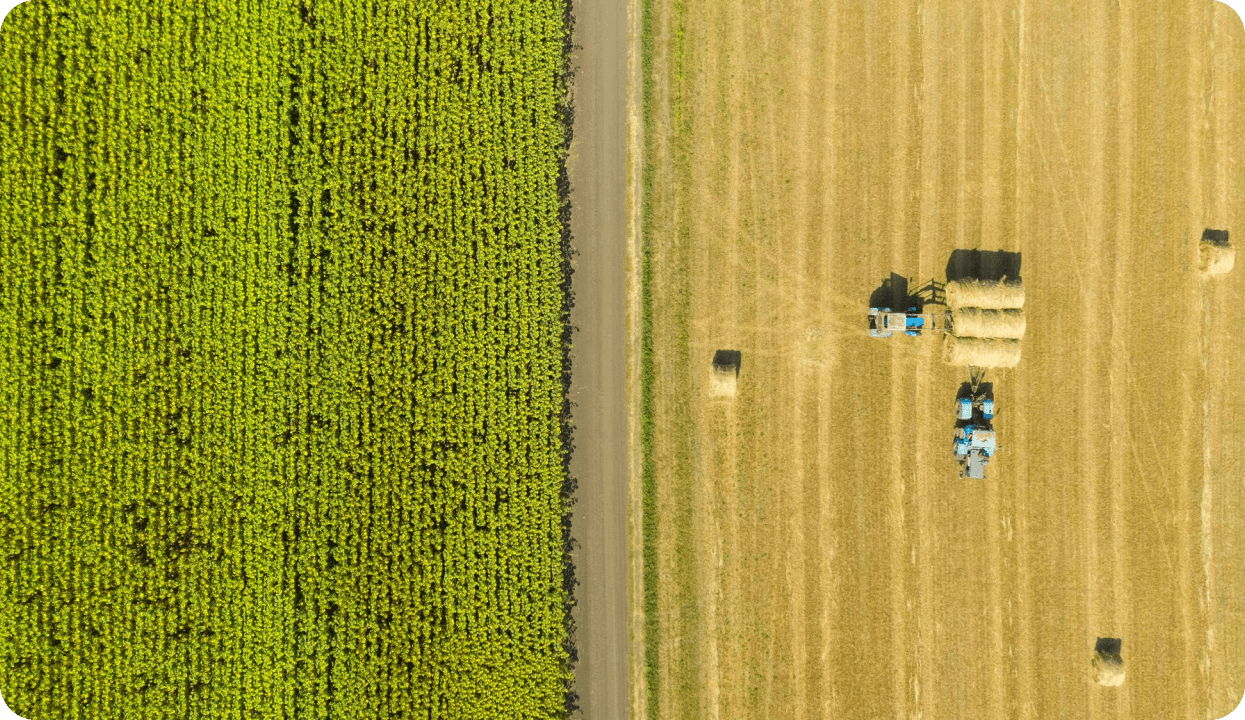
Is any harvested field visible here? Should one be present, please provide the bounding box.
[639,0,1245,719]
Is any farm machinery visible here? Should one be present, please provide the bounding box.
[867,265,1024,479]
[953,369,997,479]
[867,276,948,338]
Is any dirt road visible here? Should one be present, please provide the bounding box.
[566,0,630,715]
[641,0,1245,718]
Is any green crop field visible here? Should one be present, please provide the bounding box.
[0,0,572,718]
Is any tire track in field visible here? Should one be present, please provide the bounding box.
[1204,7,1244,713]
[822,6,871,715]
[1108,1,1133,716]
[737,0,776,713]
[686,0,727,712]
[773,6,806,709]
[833,2,897,713]
[914,0,944,716]
[1083,1,1110,716]
[786,0,826,714]
[814,10,841,703]
[1196,7,1221,709]
[749,1,784,715]
[1011,0,1037,713]
[1027,4,1120,712]
[737,8,780,714]
[882,0,919,714]
[779,0,817,712]
[1178,2,1209,715]
[710,0,747,714]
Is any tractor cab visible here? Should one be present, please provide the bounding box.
[954,425,996,479]
[869,307,925,337]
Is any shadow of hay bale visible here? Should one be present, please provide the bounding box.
[712,350,741,375]
[1203,228,1230,247]
[945,249,1022,283]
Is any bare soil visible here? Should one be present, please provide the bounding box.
[641,0,1245,718]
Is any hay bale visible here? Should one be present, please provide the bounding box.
[710,350,740,399]
[943,336,1022,368]
[709,367,737,398]
[1092,651,1125,687]
[1199,240,1235,276]
[945,278,1025,310]
[951,308,1026,340]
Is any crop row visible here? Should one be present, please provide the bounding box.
[0,0,572,718]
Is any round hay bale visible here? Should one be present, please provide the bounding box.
[945,278,1025,310]
[951,308,1026,340]
[943,336,1022,368]
[1092,651,1125,687]
[1199,240,1235,276]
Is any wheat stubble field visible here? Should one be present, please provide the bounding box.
[638,0,1245,718]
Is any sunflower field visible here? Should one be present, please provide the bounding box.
[0,0,574,717]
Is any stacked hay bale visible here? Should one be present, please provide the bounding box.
[947,308,1026,339]
[944,277,1025,368]
[943,336,1022,368]
[945,278,1026,310]
[1199,230,1234,276]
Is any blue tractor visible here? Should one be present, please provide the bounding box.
[867,276,948,338]
[954,369,996,479]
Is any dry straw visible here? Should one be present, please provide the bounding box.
[945,278,1025,310]
[709,367,737,398]
[952,308,1026,340]
[1199,241,1235,276]
[943,336,1022,368]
